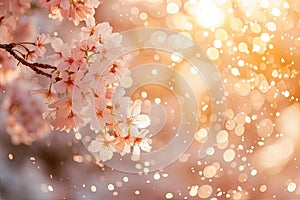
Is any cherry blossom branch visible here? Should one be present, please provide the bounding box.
[0,43,56,78]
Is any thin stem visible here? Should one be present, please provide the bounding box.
[16,42,36,45]
[17,43,32,54]
[13,48,26,59]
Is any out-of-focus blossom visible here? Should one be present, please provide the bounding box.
[39,0,101,25]
[0,0,33,32]
[0,52,20,85]
[1,83,50,145]
[0,25,9,42]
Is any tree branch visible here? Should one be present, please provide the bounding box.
[0,43,57,78]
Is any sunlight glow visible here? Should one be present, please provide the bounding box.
[194,0,225,29]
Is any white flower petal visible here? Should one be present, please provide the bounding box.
[60,0,70,10]
[135,114,151,129]
[130,125,139,137]
[51,37,63,52]
[120,143,131,156]
[99,148,114,161]
[89,117,101,133]
[128,100,141,118]
[86,15,95,27]
[140,139,151,152]
[88,140,102,152]
[109,33,122,47]
[133,145,140,156]
[139,129,150,137]
[131,154,140,161]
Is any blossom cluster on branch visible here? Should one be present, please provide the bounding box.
[39,0,100,25]
[0,0,152,162]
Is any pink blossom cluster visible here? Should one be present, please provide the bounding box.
[38,0,101,25]
[41,17,152,161]
[87,93,152,161]
[0,1,152,161]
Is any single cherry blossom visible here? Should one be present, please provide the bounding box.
[111,87,131,122]
[46,96,84,132]
[127,99,151,129]
[56,47,87,72]
[88,134,117,162]
[34,33,51,58]
[131,128,152,161]
[89,96,114,133]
